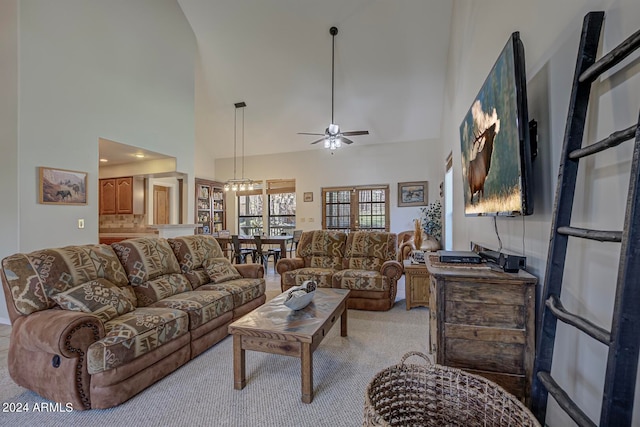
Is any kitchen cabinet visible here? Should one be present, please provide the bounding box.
[195,178,225,234]
[99,177,144,215]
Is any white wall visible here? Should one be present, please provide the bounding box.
[215,139,444,234]
[0,0,197,324]
[444,0,640,425]
[0,0,19,324]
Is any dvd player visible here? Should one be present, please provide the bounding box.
[437,250,482,264]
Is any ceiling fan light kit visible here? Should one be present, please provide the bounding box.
[223,102,257,192]
[299,26,369,151]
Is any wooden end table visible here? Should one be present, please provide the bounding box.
[228,288,350,403]
[403,260,430,310]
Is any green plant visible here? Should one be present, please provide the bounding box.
[419,200,442,242]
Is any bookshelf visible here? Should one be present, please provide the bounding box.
[195,178,225,234]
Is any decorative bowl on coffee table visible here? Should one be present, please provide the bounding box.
[284,280,317,310]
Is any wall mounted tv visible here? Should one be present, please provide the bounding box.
[459,31,534,216]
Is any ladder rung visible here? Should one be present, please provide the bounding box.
[538,371,597,427]
[546,295,611,345]
[579,27,640,83]
[557,226,622,242]
[569,124,638,159]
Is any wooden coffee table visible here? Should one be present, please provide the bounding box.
[228,288,350,403]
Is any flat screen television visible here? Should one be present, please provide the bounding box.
[459,31,534,216]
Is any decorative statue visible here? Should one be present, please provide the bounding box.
[413,218,423,251]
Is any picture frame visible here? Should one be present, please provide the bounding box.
[398,181,428,207]
[303,192,313,202]
[38,167,88,205]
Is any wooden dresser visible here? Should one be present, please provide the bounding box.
[426,255,537,404]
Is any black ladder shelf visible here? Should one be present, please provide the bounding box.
[531,11,640,427]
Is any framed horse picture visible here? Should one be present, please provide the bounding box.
[398,181,428,207]
[39,167,88,205]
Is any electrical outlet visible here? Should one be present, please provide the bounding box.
[78,219,85,229]
[309,218,314,222]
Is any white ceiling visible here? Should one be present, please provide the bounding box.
[99,138,174,166]
[177,0,453,159]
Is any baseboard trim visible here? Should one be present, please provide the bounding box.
[0,316,11,326]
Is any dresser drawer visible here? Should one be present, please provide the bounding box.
[445,300,525,328]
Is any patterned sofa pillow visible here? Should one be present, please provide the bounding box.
[203,258,242,284]
[50,278,136,323]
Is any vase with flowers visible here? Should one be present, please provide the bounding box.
[418,200,442,251]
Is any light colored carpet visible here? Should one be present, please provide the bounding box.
[0,296,429,426]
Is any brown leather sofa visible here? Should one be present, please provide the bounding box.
[0,235,264,410]
[276,230,403,311]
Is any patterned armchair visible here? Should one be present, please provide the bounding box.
[276,230,347,289]
[332,231,403,311]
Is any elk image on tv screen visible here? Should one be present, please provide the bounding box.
[459,32,533,216]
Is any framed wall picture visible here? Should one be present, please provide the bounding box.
[38,167,88,205]
[398,181,428,207]
[303,192,313,202]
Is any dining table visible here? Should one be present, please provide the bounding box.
[215,235,294,259]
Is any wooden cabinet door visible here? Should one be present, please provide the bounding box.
[116,177,133,214]
[99,179,116,215]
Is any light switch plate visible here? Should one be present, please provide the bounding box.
[78,219,85,229]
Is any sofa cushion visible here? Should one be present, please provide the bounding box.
[50,278,136,323]
[344,231,397,271]
[1,244,130,315]
[111,238,192,306]
[203,258,242,284]
[297,230,347,269]
[112,237,182,284]
[149,290,234,329]
[332,269,390,292]
[87,307,189,374]
[168,235,225,288]
[131,273,192,307]
[281,267,335,289]
[199,278,265,308]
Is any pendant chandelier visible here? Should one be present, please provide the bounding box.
[223,102,257,192]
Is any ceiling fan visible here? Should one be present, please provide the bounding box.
[299,26,369,150]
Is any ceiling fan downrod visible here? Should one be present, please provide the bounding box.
[330,26,338,126]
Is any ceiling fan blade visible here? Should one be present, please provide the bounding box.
[298,132,325,136]
[341,137,355,145]
[310,137,327,145]
[342,130,369,136]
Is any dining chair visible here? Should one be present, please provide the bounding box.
[289,229,303,257]
[232,235,253,264]
[218,230,233,260]
[253,235,280,272]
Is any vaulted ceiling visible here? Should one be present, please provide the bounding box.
[177,0,453,159]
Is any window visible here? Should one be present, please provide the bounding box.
[267,179,296,235]
[237,184,263,235]
[322,185,389,232]
[444,153,453,250]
